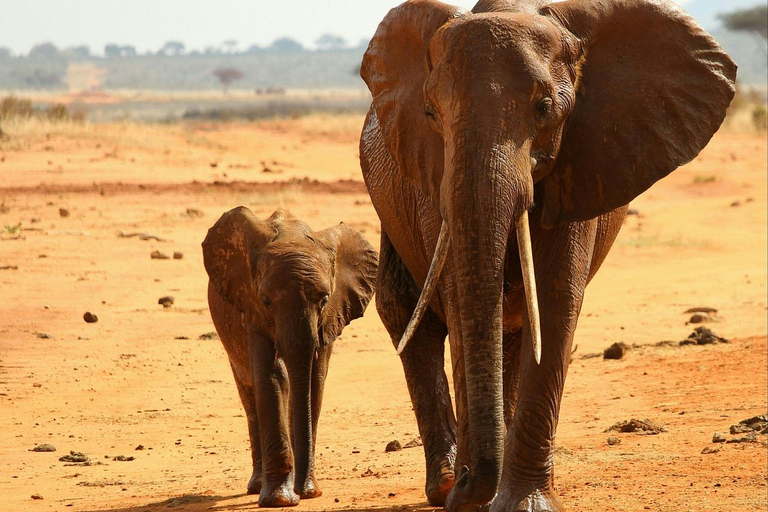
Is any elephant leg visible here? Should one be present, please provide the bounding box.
[249,331,298,508]
[377,230,456,506]
[493,220,597,512]
[230,363,262,495]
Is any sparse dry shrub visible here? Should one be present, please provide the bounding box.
[752,104,767,132]
[46,103,69,121]
[0,95,34,120]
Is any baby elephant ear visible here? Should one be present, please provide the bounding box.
[540,0,737,227]
[316,224,378,346]
[202,207,276,315]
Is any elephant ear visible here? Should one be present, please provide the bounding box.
[315,224,378,346]
[361,0,468,198]
[202,206,276,316]
[539,0,737,227]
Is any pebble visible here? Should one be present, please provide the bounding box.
[385,440,402,452]
[158,296,174,308]
[150,250,170,260]
[173,251,184,260]
[30,444,56,452]
[58,208,70,218]
[83,312,98,323]
[31,494,43,500]
[712,432,727,443]
[603,342,630,360]
[607,436,621,446]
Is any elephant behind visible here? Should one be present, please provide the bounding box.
[202,207,377,507]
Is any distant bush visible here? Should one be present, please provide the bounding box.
[0,95,84,124]
[753,104,767,131]
[0,95,34,119]
[181,97,369,122]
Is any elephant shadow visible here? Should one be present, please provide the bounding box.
[79,494,438,512]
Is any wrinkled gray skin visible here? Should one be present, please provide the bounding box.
[203,208,377,507]
[360,0,735,510]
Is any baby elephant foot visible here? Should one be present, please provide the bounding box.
[491,488,564,512]
[247,471,262,495]
[425,462,455,506]
[295,474,323,499]
[258,477,299,508]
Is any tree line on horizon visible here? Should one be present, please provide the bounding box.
[0,34,369,61]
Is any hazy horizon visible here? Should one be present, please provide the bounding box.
[1,0,708,56]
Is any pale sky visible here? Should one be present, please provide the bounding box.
[0,0,694,56]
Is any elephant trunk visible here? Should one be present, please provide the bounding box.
[279,316,318,498]
[444,130,532,508]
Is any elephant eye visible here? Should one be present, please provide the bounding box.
[320,294,330,310]
[261,294,271,308]
[424,103,437,120]
[534,97,554,123]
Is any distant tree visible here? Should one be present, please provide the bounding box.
[268,37,304,53]
[104,44,136,58]
[29,42,59,59]
[244,44,263,54]
[0,47,11,59]
[204,46,221,56]
[719,5,767,53]
[159,40,185,56]
[223,39,239,54]
[24,69,63,88]
[213,67,244,93]
[67,45,91,59]
[316,33,347,51]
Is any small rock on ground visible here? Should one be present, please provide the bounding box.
[58,208,70,218]
[198,332,219,340]
[158,296,174,308]
[83,312,98,323]
[113,455,135,461]
[726,432,757,444]
[59,451,89,463]
[385,440,402,452]
[607,436,621,446]
[606,418,666,435]
[150,250,170,260]
[701,446,721,454]
[31,494,43,500]
[173,252,184,260]
[403,437,423,449]
[712,432,727,443]
[679,326,727,346]
[603,342,630,360]
[30,444,56,452]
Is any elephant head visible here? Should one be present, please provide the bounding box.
[202,207,377,494]
[361,0,735,506]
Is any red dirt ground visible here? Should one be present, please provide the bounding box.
[1,120,766,511]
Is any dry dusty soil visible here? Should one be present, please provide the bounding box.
[0,117,766,511]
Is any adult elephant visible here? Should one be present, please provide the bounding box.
[359,0,735,510]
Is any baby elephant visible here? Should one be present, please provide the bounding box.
[202,207,377,507]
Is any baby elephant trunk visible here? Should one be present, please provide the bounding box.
[280,315,320,499]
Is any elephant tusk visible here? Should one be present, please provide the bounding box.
[396,221,450,355]
[516,210,542,365]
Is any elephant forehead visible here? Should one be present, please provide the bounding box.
[433,13,564,69]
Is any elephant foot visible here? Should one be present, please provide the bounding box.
[295,473,323,499]
[247,471,262,495]
[425,464,455,506]
[258,477,299,508]
[491,487,564,512]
